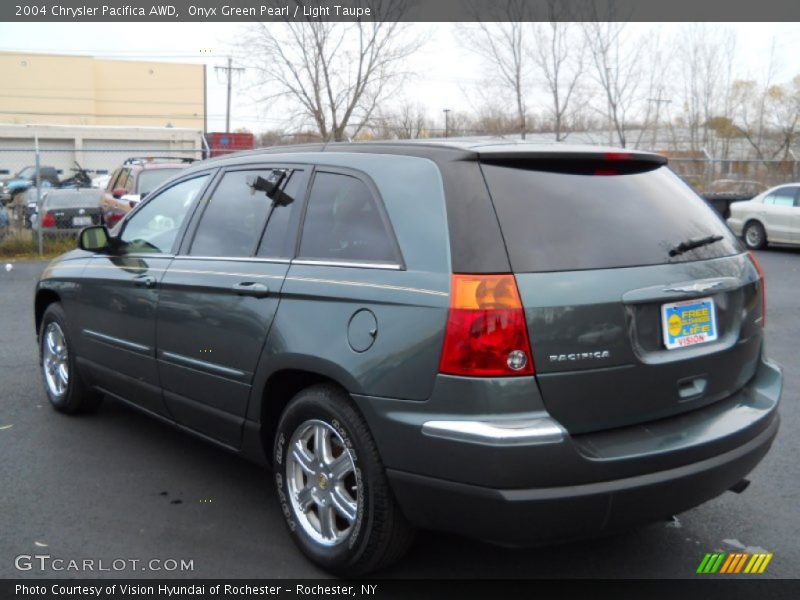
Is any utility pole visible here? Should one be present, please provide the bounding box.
[443,109,451,139]
[215,57,244,133]
[605,67,613,145]
[647,92,671,151]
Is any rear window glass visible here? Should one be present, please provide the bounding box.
[138,169,181,196]
[44,191,101,209]
[482,163,741,273]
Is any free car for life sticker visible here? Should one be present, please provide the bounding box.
[662,297,718,350]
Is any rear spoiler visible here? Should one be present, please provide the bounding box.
[478,150,667,175]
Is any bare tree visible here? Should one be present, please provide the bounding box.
[675,25,738,155]
[456,1,532,139]
[530,2,586,141]
[731,63,800,162]
[582,12,646,148]
[372,102,431,139]
[236,1,423,141]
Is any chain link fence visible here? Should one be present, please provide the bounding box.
[669,157,800,193]
[0,147,204,257]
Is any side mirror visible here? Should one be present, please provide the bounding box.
[112,187,127,199]
[78,225,110,252]
[128,199,141,209]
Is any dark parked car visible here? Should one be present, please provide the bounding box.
[34,141,782,575]
[31,188,103,236]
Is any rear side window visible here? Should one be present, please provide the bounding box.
[190,170,272,257]
[482,163,741,273]
[299,172,398,264]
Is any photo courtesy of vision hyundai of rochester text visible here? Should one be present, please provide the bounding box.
[34,140,782,575]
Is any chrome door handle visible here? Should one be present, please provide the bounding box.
[133,275,156,288]
[232,282,269,298]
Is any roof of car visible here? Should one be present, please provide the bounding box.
[192,138,666,170]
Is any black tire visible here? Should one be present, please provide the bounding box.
[743,221,767,250]
[273,384,414,576]
[39,303,102,414]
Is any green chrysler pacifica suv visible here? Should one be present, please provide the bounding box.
[34,141,782,575]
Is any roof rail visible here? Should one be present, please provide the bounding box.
[123,156,196,166]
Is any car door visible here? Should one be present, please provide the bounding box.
[761,186,798,243]
[155,165,308,446]
[74,174,211,417]
[790,188,800,244]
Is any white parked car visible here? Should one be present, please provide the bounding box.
[727,183,800,249]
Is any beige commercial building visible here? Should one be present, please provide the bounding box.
[0,51,205,129]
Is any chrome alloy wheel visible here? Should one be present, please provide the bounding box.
[745,225,763,248]
[286,419,359,546]
[42,322,69,398]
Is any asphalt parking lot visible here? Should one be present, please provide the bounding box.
[0,250,798,579]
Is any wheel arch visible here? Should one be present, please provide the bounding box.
[34,289,61,336]
[255,366,361,467]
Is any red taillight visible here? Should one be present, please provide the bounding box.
[439,274,534,377]
[748,251,766,327]
[604,152,633,161]
[41,212,56,228]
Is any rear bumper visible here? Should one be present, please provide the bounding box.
[353,356,782,543]
[388,414,777,544]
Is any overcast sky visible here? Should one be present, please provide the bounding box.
[0,21,798,134]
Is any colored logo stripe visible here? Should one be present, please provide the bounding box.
[697,553,726,573]
[698,552,773,574]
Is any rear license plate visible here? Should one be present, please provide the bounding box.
[72,216,92,226]
[661,297,718,350]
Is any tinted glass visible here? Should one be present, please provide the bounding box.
[119,175,208,254]
[190,170,273,257]
[257,170,304,258]
[764,188,797,207]
[106,169,121,192]
[45,192,102,209]
[138,168,181,196]
[482,164,741,273]
[299,172,396,263]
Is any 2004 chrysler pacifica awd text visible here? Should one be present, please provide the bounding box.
[34,141,782,575]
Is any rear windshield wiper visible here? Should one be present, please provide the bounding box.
[668,234,723,257]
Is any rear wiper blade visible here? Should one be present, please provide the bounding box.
[668,234,723,257]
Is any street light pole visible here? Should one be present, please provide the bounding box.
[443,109,451,139]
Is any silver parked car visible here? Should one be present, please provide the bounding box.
[727,183,800,249]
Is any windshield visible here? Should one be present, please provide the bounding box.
[16,167,35,179]
[482,163,742,273]
[137,169,181,196]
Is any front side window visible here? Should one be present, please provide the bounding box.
[190,169,285,257]
[299,172,397,263]
[257,170,305,258]
[106,169,121,192]
[118,175,208,254]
